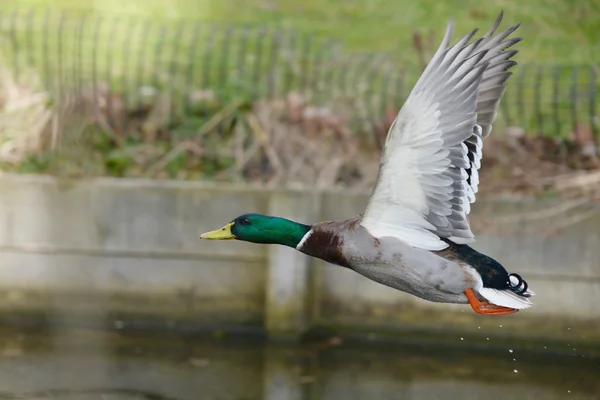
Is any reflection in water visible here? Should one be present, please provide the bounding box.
[0,327,597,400]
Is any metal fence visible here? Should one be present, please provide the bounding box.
[0,6,598,142]
[501,64,598,140]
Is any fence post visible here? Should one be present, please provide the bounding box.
[265,190,321,339]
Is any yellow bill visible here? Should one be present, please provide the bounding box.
[200,222,236,240]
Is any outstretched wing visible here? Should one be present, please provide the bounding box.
[360,12,520,251]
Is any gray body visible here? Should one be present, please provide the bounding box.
[299,216,475,304]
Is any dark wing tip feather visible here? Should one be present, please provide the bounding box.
[485,11,504,38]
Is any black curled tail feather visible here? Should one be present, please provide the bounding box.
[507,273,530,297]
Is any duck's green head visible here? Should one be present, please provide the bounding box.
[200,213,311,248]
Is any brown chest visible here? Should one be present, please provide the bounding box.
[298,229,352,268]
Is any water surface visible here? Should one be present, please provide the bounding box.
[0,327,597,400]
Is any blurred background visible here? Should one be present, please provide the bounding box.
[0,1,598,399]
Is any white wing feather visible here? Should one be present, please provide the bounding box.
[361,13,520,250]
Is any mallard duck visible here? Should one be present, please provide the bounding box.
[201,12,534,315]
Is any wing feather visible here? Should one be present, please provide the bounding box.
[360,12,520,250]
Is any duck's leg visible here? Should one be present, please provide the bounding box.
[464,289,518,315]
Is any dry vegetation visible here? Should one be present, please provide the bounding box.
[0,48,55,165]
[0,56,599,193]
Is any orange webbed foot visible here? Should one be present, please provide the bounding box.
[465,288,518,316]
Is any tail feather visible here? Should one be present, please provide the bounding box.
[479,287,533,310]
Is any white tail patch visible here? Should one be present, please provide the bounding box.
[479,288,533,310]
[296,229,313,250]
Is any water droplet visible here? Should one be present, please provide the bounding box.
[568,390,571,394]
[499,325,503,328]
[568,328,571,331]
[544,346,547,349]
[478,326,481,329]
[513,358,516,361]
[509,349,513,353]
[460,337,464,341]
[486,337,490,341]
[513,369,518,373]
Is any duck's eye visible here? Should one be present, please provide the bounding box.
[240,218,251,226]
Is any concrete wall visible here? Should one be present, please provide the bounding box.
[0,173,598,343]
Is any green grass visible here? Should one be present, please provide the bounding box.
[8,0,600,65]
[1,0,598,183]
[1,0,598,143]
[5,0,597,137]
